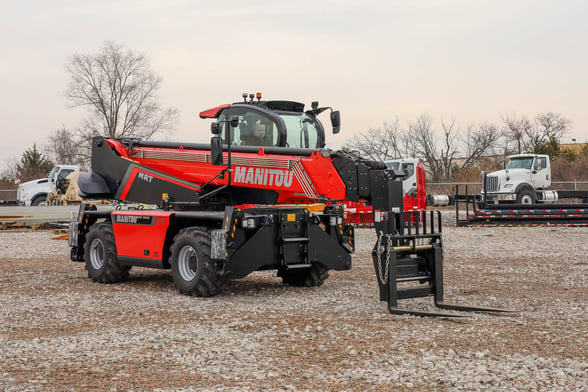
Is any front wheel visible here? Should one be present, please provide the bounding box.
[84,222,131,283]
[516,189,536,204]
[170,227,226,297]
[31,195,47,206]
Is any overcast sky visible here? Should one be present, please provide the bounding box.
[1,0,587,172]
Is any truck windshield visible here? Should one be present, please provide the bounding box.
[47,166,59,180]
[386,162,400,170]
[386,162,414,177]
[279,113,322,149]
[507,157,534,170]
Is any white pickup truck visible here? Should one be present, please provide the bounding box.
[482,153,556,204]
[17,164,80,206]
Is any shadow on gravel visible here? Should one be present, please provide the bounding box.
[122,271,174,291]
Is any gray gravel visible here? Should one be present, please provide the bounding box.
[0,224,586,391]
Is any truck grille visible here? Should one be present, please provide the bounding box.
[485,176,499,192]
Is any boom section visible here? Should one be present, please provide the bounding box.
[89,137,347,205]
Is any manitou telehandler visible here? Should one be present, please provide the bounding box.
[69,93,511,316]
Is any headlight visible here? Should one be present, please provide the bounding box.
[503,184,513,189]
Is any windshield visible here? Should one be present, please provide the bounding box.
[386,162,400,170]
[386,162,414,177]
[507,157,534,170]
[279,113,322,149]
[47,166,59,180]
[401,163,414,177]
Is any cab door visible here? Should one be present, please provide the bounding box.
[531,156,550,189]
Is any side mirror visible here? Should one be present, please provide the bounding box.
[211,122,221,135]
[330,111,341,134]
[210,136,224,165]
[229,115,239,128]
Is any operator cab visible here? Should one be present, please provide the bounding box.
[201,92,340,150]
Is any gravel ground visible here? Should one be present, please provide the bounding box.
[0,223,586,391]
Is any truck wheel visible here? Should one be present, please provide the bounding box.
[84,223,131,283]
[516,189,536,204]
[170,227,226,297]
[278,263,329,287]
[31,195,47,206]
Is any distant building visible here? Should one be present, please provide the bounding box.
[560,142,588,154]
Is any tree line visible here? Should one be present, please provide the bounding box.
[343,112,580,182]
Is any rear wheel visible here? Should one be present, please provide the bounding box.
[278,263,329,287]
[84,222,131,283]
[516,189,536,204]
[170,227,226,297]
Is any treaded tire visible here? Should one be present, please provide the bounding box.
[84,222,131,283]
[170,227,226,297]
[278,263,329,287]
[516,188,536,204]
[31,195,47,206]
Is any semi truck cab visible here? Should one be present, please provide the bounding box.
[483,154,551,204]
[17,164,80,206]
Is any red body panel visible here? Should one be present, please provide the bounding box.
[106,139,347,204]
[111,210,172,260]
[199,104,230,119]
[404,163,427,211]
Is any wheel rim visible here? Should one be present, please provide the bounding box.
[177,245,198,281]
[89,238,105,270]
[521,194,533,204]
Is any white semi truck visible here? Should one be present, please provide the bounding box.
[17,164,80,206]
[482,153,588,205]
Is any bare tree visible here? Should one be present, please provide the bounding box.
[344,119,403,161]
[403,114,458,181]
[1,157,19,184]
[403,113,436,165]
[501,114,533,154]
[45,127,88,169]
[527,112,570,152]
[65,41,178,140]
[438,117,459,180]
[459,122,500,170]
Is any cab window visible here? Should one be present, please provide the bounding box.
[58,169,73,180]
[401,163,415,178]
[533,157,547,170]
[386,162,400,170]
[281,113,320,148]
[219,110,278,147]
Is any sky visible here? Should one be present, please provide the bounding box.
[1,0,587,172]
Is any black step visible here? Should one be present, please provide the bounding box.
[282,237,309,243]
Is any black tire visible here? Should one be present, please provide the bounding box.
[516,188,536,204]
[31,195,47,206]
[170,227,226,297]
[278,263,329,287]
[84,222,131,283]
